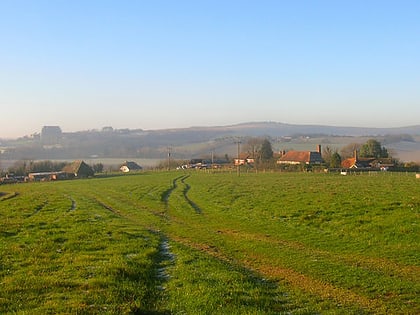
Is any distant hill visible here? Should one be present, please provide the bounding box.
[169,121,420,138]
[1,122,420,163]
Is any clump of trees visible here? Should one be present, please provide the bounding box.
[359,139,388,158]
[340,139,389,159]
[322,146,342,168]
[92,163,104,173]
[402,162,420,172]
[245,137,275,169]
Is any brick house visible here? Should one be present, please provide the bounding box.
[277,145,323,165]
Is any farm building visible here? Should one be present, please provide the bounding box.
[234,153,255,166]
[120,161,142,173]
[28,172,68,181]
[277,145,323,165]
[62,160,94,178]
[341,151,395,170]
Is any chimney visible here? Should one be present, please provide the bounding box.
[317,144,322,154]
[354,149,358,161]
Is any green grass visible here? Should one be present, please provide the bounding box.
[0,171,419,314]
[0,174,168,314]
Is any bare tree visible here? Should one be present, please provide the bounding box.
[246,137,264,160]
[322,146,334,166]
[340,143,362,159]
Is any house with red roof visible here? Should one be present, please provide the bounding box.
[341,150,395,170]
[234,153,255,166]
[277,145,323,165]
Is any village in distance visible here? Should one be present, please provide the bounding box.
[1,122,420,183]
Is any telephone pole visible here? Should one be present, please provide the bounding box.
[235,141,241,176]
[167,146,172,171]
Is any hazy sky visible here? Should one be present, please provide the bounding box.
[1,1,420,138]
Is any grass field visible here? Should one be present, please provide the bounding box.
[0,171,419,314]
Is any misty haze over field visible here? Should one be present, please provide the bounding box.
[1,122,420,170]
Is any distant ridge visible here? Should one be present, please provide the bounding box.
[152,121,420,137]
[4,121,420,141]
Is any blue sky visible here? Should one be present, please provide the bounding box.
[1,0,420,138]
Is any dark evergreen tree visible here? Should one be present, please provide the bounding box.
[260,139,273,161]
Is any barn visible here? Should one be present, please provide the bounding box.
[62,160,94,178]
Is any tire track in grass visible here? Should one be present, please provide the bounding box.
[93,198,122,217]
[170,235,385,314]
[180,176,202,214]
[26,200,48,217]
[151,235,175,315]
[156,236,175,290]
[161,174,204,214]
[168,235,293,314]
[78,194,172,313]
[254,262,386,313]
[163,177,416,313]
[163,174,203,214]
[161,175,187,208]
[0,192,19,201]
[217,229,418,313]
[66,195,77,211]
[218,229,420,283]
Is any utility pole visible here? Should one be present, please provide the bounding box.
[167,146,172,171]
[235,141,241,176]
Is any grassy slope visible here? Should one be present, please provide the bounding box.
[0,171,419,314]
[161,172,419,314]
[0,174,170,314]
